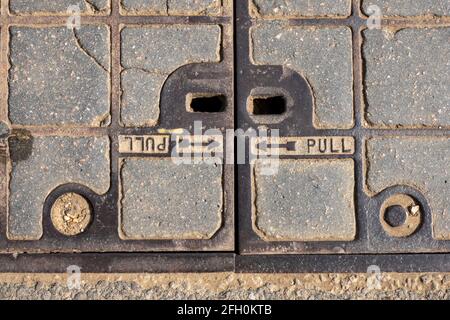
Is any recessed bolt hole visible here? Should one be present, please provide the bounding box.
[187,94,226,113]
[250,96,286,115]
[385,205,407,228]
[380,194,421,238]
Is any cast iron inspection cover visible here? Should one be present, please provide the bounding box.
[0,0,448,273]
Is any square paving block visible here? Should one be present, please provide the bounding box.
[9,0,111,15]
[250,0,351,18]
[363,27,450,128]
[119,158,223,240]
[365,137,450,241]
[361,0,450,17]
[8,25,110,126]
[120,0,228,15]
[252,159,356,242]
[250,23,354,129]
[120,24,221,127]
[7,135,110,240]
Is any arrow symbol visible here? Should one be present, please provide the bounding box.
[257,141,297,152]
[178,137,222,151]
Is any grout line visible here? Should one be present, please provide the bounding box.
[351,0,368,250]
[0,0,9,261]
[110,0,120,129]
[5,15,231,25]
[352,0,364,129]
[109,0,121,244]
[0,0,9,123]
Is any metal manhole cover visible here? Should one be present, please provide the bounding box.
[0,0,449,273]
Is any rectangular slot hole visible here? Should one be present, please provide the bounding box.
[188,94,226,113]
[251,96,286,115]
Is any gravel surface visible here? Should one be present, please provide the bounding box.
[1,273,450,300]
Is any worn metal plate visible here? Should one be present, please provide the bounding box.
[0,0,449,273]
[0,0,234,256]
[236,0,450,266]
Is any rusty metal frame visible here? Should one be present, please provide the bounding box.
[0,0,235,253]
[236,0,450,256]
[0,0,449,272]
